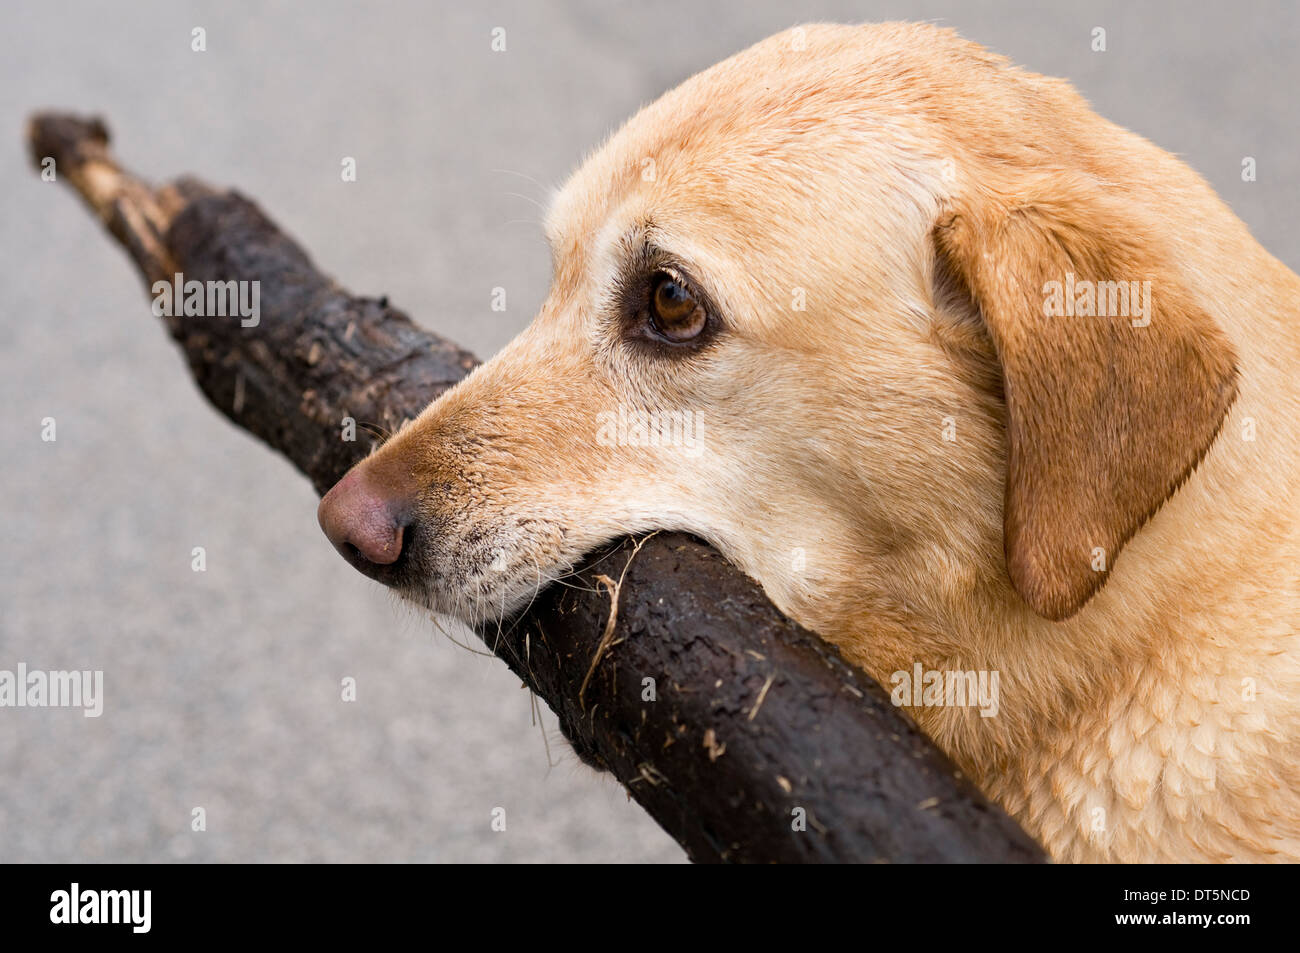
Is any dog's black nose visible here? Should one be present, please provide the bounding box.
[318,467,412,573]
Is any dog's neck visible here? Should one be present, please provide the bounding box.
[774,400,1300,861]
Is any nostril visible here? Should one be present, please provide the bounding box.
[344,518,415,574]
[318,469,414,570]
[354,517,404,565]
[332,508,404,566]
[341,521,404,566]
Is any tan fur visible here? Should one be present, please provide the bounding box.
[339,23,1300,861]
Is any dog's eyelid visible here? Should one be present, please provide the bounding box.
[634,244,702,297]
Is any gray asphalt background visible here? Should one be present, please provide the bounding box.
[2,0,1296,862]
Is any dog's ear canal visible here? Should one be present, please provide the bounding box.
[932,173,1239,621]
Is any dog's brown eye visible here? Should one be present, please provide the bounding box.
[649,273,707,342]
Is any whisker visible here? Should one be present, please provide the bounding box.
[502,190,548,214]
[428,613,495,658]
[489,167,551,195]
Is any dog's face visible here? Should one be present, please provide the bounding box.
[318,23,1237,648]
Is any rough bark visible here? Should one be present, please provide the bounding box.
[28,113,1047,863]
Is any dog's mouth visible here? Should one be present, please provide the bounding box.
[319,475,586,625]
[397,535,587,628]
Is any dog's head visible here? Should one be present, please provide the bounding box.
[318,23,1237,634]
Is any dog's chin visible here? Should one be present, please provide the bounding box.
[394,575,543,628]
[388,544,585,630]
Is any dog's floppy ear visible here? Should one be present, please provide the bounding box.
[933,170,1238,620]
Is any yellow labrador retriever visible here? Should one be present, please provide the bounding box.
[317,23,1300,862]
